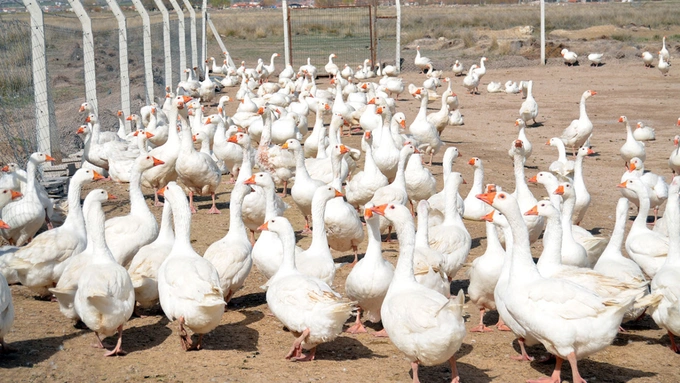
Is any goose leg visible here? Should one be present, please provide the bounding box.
[448,356,460,383]
[249,230,256,246]
[351,245,359,266]
[302,216,312,234]
[566,352,587,383]
[345,308,368,334]
[208,192,221,214]
[496,317,511,331]
[188,192,197,214]
[669,331,680,353]
[44,209,53,230]
[103,325,127,357]
[153,188,164,206]
[279,181,288,197]
[428,152,434,166]
[372,328,389,337]
[527,355,562,383]
[178,316,193,351]
[187,334,204,351]
[410,361,421,383]
[285,328,310,361]
[510,337,534,361]
[470,308,493,332]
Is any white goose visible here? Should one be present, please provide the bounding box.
[409,88,442,165]
[303,100,331,158]
[369,144,417,235]
[428,146,464,225]
[142,95,185,207]
[261,216,353,361]
[621,157,668,221]
[212,116,243,183]
[74,188,135,357]
[176,107,222,214]
[294,186,342,286]
[413,200,450,298]
[642,51,655,67]
[638,176,680,353]
[462,64,480,94]
[620,178,669,278]
[203,182,253,303]
[255,107,296,197]
[9,169,103,297]
[560,90,596,154]
[452,60,464,76]
[105,155,163,267]
[157,182,225,351]
[572,145,595,226]
[1,152,54,246]
[588,53,604,66]
[669,131,680,175]
[372,203,466,383]
[281,139,325,233]
[404,149,437,211]
[463,157,491,221]
[634,121,656,141]
[660,36,670,62]
[594,198,649,322]
[468,208,505,332]
[477,190,637,383]
[619,115,646,164]
[554,183,590,268]
[324,144,364,264]
[547,137,575,180]
[0,253,13,353]
[414,45,432,72]
[561,48,579,65]
[249,172,301,282]
[346,131,388,209]
[371,108,401,181]
[127,198,174,310]
[510,140,544,244]
[428,173,471,281]
[518,80,538,125]
[658,55,670,76]
[507,118,532,160]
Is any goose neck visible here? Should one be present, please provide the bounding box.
[415,210,429,247]
[504,202,540,278]
[169,192,193,249]
[579,95,588,119]
[228,187,248,238]
[484,221,504,255]
[277,227,298,273]
[537,213,563,269]
[263,183,279,221]
[157,201,175,242]
[309,195,329,246]
[513,153,529,195]
[560,195,577,239]
[85,200,113,263]
[128,165,147,214]
[24,159,38,197]
[664,191,680,265]
[390,216,417,283]
[471,166,484,194]
[63,175,86,229]
[631,186,651,229]
[600,199,627,260]
[330,153,344,190]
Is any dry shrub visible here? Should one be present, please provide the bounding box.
[462,30,476,49]
[489,36,499,51]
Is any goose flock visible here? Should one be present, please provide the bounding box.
[0,38,679,382]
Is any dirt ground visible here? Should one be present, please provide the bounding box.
[2,57,680,383]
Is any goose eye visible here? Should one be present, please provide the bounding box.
[390,205,395,209]
[499,194,506,199]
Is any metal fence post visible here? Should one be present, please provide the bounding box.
[130,0,154,104]
[396,0,401,71]
[152,0,174,90]
[168,0,188,82]
[105,0,131,134]
[66,0,98,116]
[181,0,199,77]
[201,0,207,68]
[282,0,291,67]
[22,0,60,161]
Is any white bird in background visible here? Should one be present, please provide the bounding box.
[588,53,604,66]
[561,48,578,66]
[642,51,655,68]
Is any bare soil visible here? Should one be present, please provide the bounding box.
[2,59,680,383]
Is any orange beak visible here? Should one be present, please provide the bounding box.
[368,98,376,104]
[364,131,371,139]
[554,185,565,195]
[462,179,467,185]
[514,140,523,148]
[158,186,166,197]
[545,140,551,145]
[334,189,344,198]
[617,181,628,189]
[1,165,8,172]
[10,190,22,199]
[205,117,212,124]
[587,148,594,155]
[107,193,117,200]
[527,175,538,183]
[133,130,139,136]
[257,221,269,231]
[92,171,105,181]
[618,116,624,123]
[117,111,123,116]
[77,126,85,134]
[45,155,55,162]
[628,162,636,172]
[227,135,238,143]
[192,134,197,142]
[481,210,494,222]
[591,91,597,95]
[476,192,496,206]
[515,120,520,126]
[257,107,265,115]
[152,157,165,166]
[244,175,256,185]
[78,105,86,113]
[364,208,373,218]
[0,220,9,230]
[399,120,406,128]
[525,206,539,216]
[181,95,192,104]
[84,116,91,123]
[145,132,154,138]
[370,204,388,216]
[468,158,475,166]
[324,104,330,111]
[376,107,383,114]
[339,145,350,154]
[126,115,133,121]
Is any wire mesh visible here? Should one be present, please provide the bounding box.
[289,6,372,74]
[0,18,36,168]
